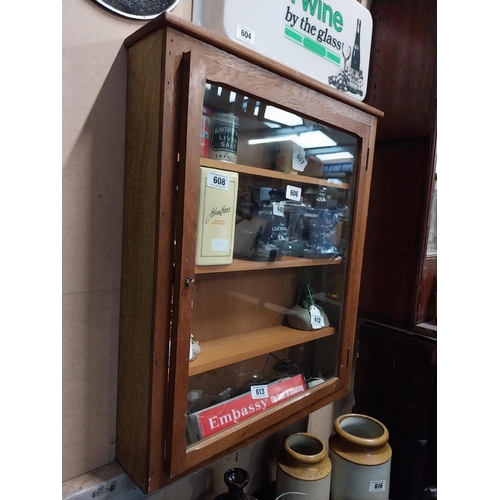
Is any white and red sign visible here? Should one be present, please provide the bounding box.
[191,375,307,439]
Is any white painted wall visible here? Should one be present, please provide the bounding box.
[63,0,150,481]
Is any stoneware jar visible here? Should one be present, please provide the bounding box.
[329,414,392,500]
[275,433,332,500]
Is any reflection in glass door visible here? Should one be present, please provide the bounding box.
[185,81,360,446]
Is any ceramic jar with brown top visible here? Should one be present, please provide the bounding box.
[329,414,392,500]
[275,433,332,500]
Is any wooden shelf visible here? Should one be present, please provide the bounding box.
[188,324,335,376]
[199,157,349,190]
[195,255,342,275]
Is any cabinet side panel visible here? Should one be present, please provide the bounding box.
[116,30,164,492]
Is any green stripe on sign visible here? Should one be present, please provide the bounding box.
[284,26,303,43]
[303,36,327,57]
[326,51,341,65]
[284,26,340,67]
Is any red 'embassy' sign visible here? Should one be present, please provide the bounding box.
[190,375,307,439]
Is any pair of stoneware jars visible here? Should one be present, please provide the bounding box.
[275,414,392,500]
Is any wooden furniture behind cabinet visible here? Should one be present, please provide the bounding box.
[116,13,382,493]
[353,321,437,500]
[358,0,437,331]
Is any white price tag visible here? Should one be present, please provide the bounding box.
[272,202,285,217]
[309,305,325,329]
[211,239,229,251]
[207,172,230,190]
[236,23,255,45]
[292,144,307,172]
[286,185,302,201]
[251,385,268,399]
[368,480,386,492]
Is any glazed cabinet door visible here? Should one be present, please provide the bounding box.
[165,43,376,479]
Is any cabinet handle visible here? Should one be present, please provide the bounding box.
[185,277,195,288]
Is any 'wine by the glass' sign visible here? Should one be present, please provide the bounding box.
[192,0,372,101]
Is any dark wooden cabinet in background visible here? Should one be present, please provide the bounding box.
[359,0,437,331]
[353,321,436,500]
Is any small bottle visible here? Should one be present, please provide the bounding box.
[349,19,362,94]
[213,468,257,500]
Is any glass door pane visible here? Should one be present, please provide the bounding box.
[186,81,360,446]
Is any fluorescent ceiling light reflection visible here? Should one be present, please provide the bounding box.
[249,130,337,148]
[249,134,299,145]
[263,121,281,129]
[316,151,354,161]
[264,106,303,126]
[297,130,336,148]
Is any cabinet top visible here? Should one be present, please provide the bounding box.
[124,12,384,119]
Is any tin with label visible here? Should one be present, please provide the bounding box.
[209,111,239,163]
[200,107,211,158]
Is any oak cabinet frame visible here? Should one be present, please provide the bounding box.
[116,13,382,493]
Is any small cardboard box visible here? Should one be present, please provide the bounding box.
[195,167,239,265]
[275,141,300,175]
[300,156,324,178]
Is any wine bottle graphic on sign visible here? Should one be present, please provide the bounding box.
[349,19,362,95]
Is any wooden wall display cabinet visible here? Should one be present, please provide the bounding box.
[117,14,383,493]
